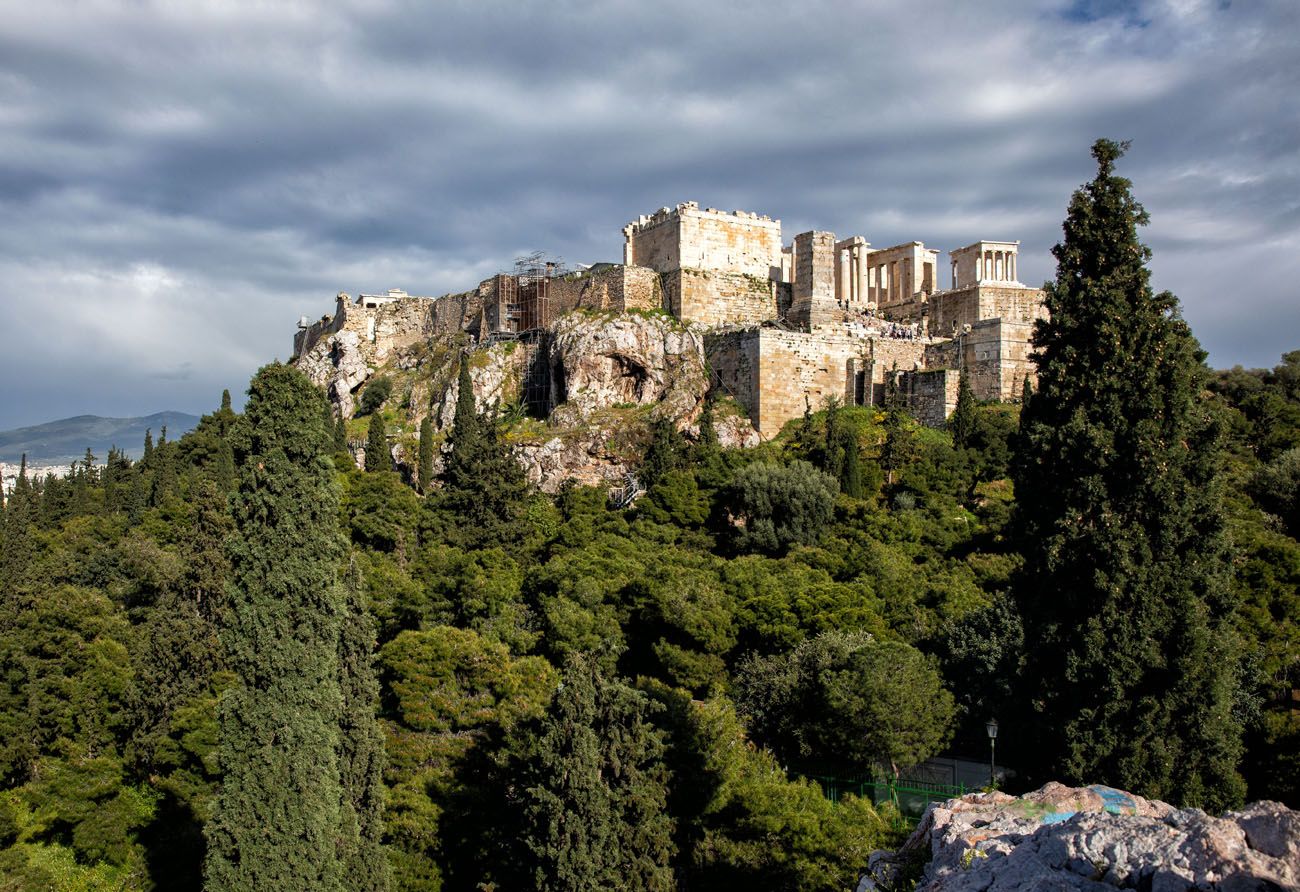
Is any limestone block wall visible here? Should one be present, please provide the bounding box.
[860,337,931,405]
[624,202,782,279]
[294,293,443,363]
[923,318,1038,402]
[901,368,962,428]
[790,231,837,328]
[665,269,777,326]
[706,328,761,425]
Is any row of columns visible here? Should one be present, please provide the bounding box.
[978,249,1016,282]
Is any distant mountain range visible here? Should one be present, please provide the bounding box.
[0,412,202,465]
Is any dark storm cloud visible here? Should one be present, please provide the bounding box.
[1,0,1297,428]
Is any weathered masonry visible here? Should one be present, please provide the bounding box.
[293,199,1046,440]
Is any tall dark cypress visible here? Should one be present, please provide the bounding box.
[205,363,348,890]
[517,652,674,891]
[417,415,435,495]
[336,561,389,891]
[365,412,388,473]
[1013,140,1244,810]
[949,368,977,448]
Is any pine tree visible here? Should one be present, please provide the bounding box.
[1013,139,1244,810]
[516,652,674,891]
[949,368,977,448]
[336,561,389,891]
[365,412,388,473]
[204,363,348,891]
[417,415,435,495]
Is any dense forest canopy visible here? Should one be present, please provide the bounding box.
[0,145,1297,890]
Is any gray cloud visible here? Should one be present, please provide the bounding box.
[1,0,1297,427]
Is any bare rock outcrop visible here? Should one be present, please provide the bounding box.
[432,342,529,429]
[295,329,372,420]
[549,313,709,424]
[860,783,1300,892]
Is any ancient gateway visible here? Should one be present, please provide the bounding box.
[294,201,1045,437]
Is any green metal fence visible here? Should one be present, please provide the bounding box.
[799,771,967,821]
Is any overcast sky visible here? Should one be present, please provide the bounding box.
[1,0,1297,428]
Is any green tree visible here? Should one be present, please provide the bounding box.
[728,461,837,555]
[366,412,389,473]
[336,562,389,892]
[358,376,393,416]
[434,357,527,545]
[512,652,674,891]
[418,415,436,495]
[1012,140,1245,810]
[824,640,956,779]
[949,368,977,448]
[204,363,348,891]
[879,375,915,486]
[641,417,687,490]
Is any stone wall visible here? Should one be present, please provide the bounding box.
[900,368,961,428]
[666,269,777,326]
[294,292,443,364]
[789,231,837,328]
[624,201,782,279]
[924,317,1037,402]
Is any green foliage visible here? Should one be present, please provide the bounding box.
[510,652,674,891]
[735,631,954,777]
[1013,140,1245,810]
[728,461,837,555]
[433,357,529,547]
[359,376,394,416]
[378,626,555,890]
[204,363,352,891]
[365,412,389,473]
[660,693,897,892]
[949,369,977,447]
[417,415,436,496]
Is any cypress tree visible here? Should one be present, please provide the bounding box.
[365,412,388,473]
[949,368,977,448]
[837,423,864,499]
[336,561,389,891]
[221,388,233,414]
[438,356,527,542]
[1013,140,1244,810]
[334,414,350,456]
[142,429,154,465]
[517,652,674,891]
[417,415,435,495]
[204,363,348,890]
[879,372,914,487]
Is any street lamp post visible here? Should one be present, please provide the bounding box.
[985,718,999,789]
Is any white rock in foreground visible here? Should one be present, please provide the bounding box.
[860,782,1300,891]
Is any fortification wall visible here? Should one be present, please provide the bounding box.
[624,202,782,279]
[923,317,1037,402]
[294,293,446,362]
[667,269,777,326]
[901,368,962,428]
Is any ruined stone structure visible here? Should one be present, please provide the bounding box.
[293,200,1046,442]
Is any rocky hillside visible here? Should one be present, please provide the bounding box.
[293,309,757,491]
[860,783,1300,891]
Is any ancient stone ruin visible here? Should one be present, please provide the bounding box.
[293,200,1046,442]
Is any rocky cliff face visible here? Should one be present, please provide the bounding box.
[860,783,1300,892]
[548,312,708,424]
[293,308,749,492]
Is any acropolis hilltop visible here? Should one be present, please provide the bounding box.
[294,200,1045,444]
